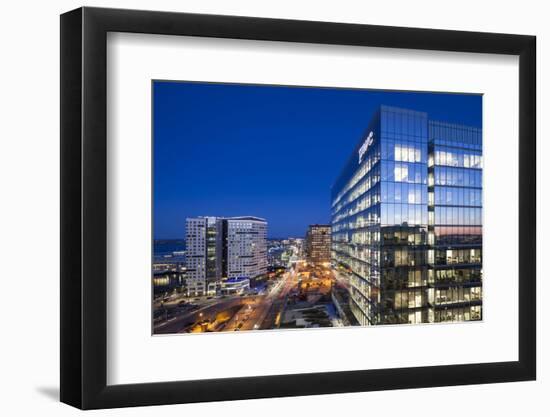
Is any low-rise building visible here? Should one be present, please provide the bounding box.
[221,277,250,295]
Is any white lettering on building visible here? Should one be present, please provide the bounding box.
[358,131,374,164]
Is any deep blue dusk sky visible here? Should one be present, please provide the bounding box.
[153,81,482,239]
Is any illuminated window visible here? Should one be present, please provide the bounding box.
[396,145,405,162]
[408,188,416,204]
[395,145,421,163]
[428,192,434,205]
[408,147,415,162]
[428,249,434,264]
[395,164,408,182]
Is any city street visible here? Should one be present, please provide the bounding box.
[152,264,352,334]
[154,295,244,334]
[153,271,294,334]
[217,270,296,331]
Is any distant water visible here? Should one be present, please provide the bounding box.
[153,239,185,257]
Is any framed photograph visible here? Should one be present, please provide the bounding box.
[60,6,536,409]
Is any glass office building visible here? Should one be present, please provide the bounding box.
[331,105,482,326]
[428,121,483,322]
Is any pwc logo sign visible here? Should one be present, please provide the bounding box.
[358,131,374,164]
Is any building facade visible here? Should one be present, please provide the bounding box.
[185,217,209,296]
[226,217,268,280]
[331,105,482,326]
[221,277,251,295]
[428,121,483,322]
[306,224,332,265]
[185,216,267,296]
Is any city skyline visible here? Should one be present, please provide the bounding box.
[153,81,482,239]
[153,90,482,334]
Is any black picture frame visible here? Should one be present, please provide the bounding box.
[60,6,536,410]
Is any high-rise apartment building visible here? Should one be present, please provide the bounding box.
[185,216,267,296]
[226,217,268,280]
[185,217,210,296]
[331,105,482,326]
[306,224,332,265]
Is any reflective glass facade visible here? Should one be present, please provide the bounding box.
[331,106,482,326]
[428,121,483,322]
